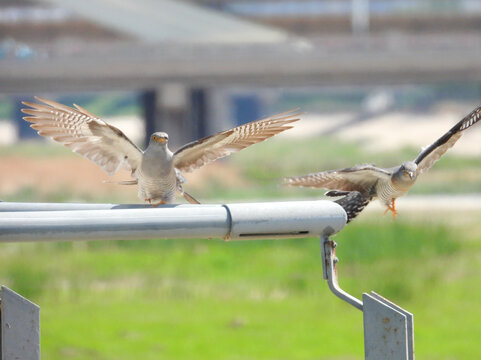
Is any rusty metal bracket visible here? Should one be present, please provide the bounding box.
[320,235,415,359]
[320,235,363,311]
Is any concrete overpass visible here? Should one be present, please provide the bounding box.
[3,34,481,93]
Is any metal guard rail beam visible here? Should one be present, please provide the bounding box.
[0,200,346,242]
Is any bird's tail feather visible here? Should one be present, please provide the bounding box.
[103,179,138,185]
[325,190,350,197]
[183,192,200,204]
[333,191,372,223]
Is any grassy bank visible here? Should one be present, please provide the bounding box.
[0,219,480,359]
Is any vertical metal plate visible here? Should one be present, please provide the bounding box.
[0,286,40,360]
[370,292,414,360]
[363,293,408,360]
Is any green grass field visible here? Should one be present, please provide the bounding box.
[1,219,480,359]
[1,139,481,359]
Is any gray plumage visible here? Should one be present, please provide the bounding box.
[285,105,481,216]
[22,97,301,204]
[136,132,178,204]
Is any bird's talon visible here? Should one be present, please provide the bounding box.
[152,200,166,207]
[384,199,397,219]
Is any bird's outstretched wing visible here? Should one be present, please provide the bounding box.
[414,105,481,174]
[22,96,143,176]
[284,164,391,194]
[173,109,301,173]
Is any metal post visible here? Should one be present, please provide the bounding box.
[0,201,347,242]
[0,286,40,360]
[320,236,415,359]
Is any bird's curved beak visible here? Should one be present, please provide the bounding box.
[409,171,415,180]
[155,137,167,144]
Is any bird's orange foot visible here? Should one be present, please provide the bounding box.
[383,199,397,219]
[152,200,166,207]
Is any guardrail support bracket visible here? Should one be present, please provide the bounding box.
[320,236,414,360]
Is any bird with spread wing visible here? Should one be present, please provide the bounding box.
[284,105,481,218]
[22,97,300,205]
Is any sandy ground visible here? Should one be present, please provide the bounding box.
[0,156,242,200]
[280,110,481,156]
[365,194,481,213]
[0,156,133,196]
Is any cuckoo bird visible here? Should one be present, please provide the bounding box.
[22,97,300,205]
[284,105,481,218]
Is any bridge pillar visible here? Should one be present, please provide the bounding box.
[142,85,208,149]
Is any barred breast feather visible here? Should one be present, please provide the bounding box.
[136,167,177,202]
[375,178,408,205]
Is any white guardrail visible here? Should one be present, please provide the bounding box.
[0,200,346,242]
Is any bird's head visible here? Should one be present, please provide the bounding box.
[149,132,169,146]
[393,161,418,185]
[391,161,417,190]
[400,161,417,180]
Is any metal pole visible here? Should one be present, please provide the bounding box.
[0,202,155,212]
[0,201,346,242]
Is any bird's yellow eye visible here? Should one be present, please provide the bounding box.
[153,135,157,141]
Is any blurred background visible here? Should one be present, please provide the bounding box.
[1,0,481,359]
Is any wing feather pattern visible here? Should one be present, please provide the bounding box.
[22,96,143,176]
[284,164,391,194]
[414,105,481,174]
[173,109,301,173]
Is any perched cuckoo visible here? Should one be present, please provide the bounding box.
[284,105,481,218]
[22,97,300,205]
